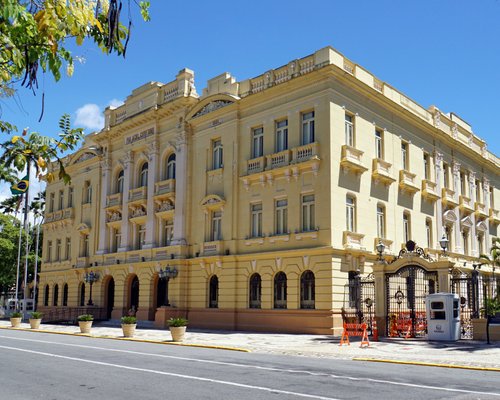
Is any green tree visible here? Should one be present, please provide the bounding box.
[0,214,22,296]
[479,237,500,272]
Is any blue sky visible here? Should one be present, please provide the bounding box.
[2,0,500,157]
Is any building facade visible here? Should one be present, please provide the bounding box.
[39,47,499,335]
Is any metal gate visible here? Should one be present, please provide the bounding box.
[386,265,438,338]
[343,273,375,334]
[451,270,477,339]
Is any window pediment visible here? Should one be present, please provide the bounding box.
[476,220,488,233]
[76,223,91,234]
[187,94,238,120]
[443,209,457,225]
[200,194,226,213]
[460,216,473,230]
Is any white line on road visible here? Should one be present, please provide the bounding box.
[1,335,499,398]
[0,344,339,400]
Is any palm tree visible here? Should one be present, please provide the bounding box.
[479,237,500,314]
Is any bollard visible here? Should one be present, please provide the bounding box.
[372,319,379,342]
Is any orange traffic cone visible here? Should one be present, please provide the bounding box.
[372,318,379,342]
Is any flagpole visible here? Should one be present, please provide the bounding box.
[14,204,23,311]
[22,163,31,318]
[33,211,41,312]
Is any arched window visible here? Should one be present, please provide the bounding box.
[62,283,68,307]
[53,284,59,306]
[166,153,176,180]
[44,284,49,306]
[274,272,287,309]
[209,275,218,308]
[300,270,315,309]
[139,162,148,187]
[249,274,261,309]
[80,283,86,307]
[117,169,124,194]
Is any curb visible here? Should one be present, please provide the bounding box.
[0,326,250,353]
[353,357,500,372]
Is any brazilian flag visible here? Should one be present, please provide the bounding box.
[11,175,29,195]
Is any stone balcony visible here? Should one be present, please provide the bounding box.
[421,180,440,201]
[475,202,488,219]
[292,142,319,163]
[371,158,396,185]
[247,156,266,174]
[441,187,459,208]
[343,231,365,250]
[44,207,74,226]
[340,145,368,174]
[202,240,224,256]
[106,192,122,210]
[154,179,176,201]
[128,186,147,206]
[459,195,474,214]
[266,149,291,170]
[75,256,89,268]
[398,170,419,194]
[490,208,500,225]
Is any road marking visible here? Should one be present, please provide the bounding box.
[0,344,339,400]
[1,335,499,397]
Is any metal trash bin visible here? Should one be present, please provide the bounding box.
[426,293,460,341]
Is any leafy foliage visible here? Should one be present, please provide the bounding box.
[30,311,42,319]
[77,314,94,321]
[167,317,188,327]
[121,315,137,324]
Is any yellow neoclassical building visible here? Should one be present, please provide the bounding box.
[38,46,499,336]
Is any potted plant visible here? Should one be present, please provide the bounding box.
[121,316,137,338]
[167,317,188,342]
[29,311,43,329]
[77,314,94,334]
[10,311,22,328]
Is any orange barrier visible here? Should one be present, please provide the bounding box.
[339,322,370,348]
[389,314,427,339]
[372,319,379,342]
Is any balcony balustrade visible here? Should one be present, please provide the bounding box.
[474,202,488,219]
[340,145,368,174]
[398,170,420,194]
[292,142,319,163]
[372,158,395,185]
[421,180,439,201]
[247,157,265,174]
[442,187,459,208]
[266,150,291,170]
[106,193,122,209]
[128,186,147,205]
[490,208,500,225]
[459,195,474,214]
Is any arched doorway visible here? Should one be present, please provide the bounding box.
[105,277,115,320]
[156,276,167,308]
[386,265,438,338]
[129,276,139,313]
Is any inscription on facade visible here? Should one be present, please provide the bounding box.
[125,128,154,145]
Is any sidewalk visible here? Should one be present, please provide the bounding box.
[1,320,499,371]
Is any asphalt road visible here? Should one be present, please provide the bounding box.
[0,330,499,400]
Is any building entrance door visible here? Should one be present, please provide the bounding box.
[386,265,438,338]
[130,276,139,312]
[106,278,115,320]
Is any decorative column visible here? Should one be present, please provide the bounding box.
[143,141,159,249]
[452,161,462,254]
[434,151,444,244]
[172,124,189,246]
[469,172,478,257]
[97,157,111,254]
[483,177,490,251]
[119,151,134,252]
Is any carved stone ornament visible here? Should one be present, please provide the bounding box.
[483,177,490,191]
[192,100,233,118]
[452,161,461,175]
[433,111,441,128]
[157,200,174,213]
[74,152,96,164]
[451,123,458,139]
[122,151,134,167]
[390,240,434,263]
[106,211,122,222]
[434,151,443,165]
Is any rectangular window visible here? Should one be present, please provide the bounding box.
[47,241,52,262]
[68,187,74,208]
[49,193,55,212]
[345,113,354,146]
[423,153,430,180]
[460,172,467,197]
[112,229,121,253]
[376,205,385,238]
[443,163,449,189]
[302,194,315,232]
[250,203,263,238]
[475,180,481,202]
[211,211,222,241]
[403,213,411,243]
[58,190,64,210]
[84,181,92,204]
[301,111,315,145]
[82,234,89,257]
[401,142,409,170]
[346,196,356,232]
[375,129,383,159]
[252,127,264,158]
[65,238,71,260]
[275,120,288,152]
[56,239,61,261]
[275,199,288,235]
[425,220,432,248]
[213,139,223,169]
[164,221,174,246]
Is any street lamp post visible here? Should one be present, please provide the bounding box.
[439,234,449,257]
[158,265,178,306]
[84,271,99,306]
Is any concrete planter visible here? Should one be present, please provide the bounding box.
[10,317,21,328]
[472,318,500,341]
[29,318,41,329]
[78,320,93,334]
[169,326,187,342]
[122,323,136,338]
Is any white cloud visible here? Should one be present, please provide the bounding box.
[108,98,124,108]
[75,103,104,131]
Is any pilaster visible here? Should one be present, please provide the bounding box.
[119,151,134,252]
[97,157,111,254]
[143,141,159,249]
[172,125,189,246]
